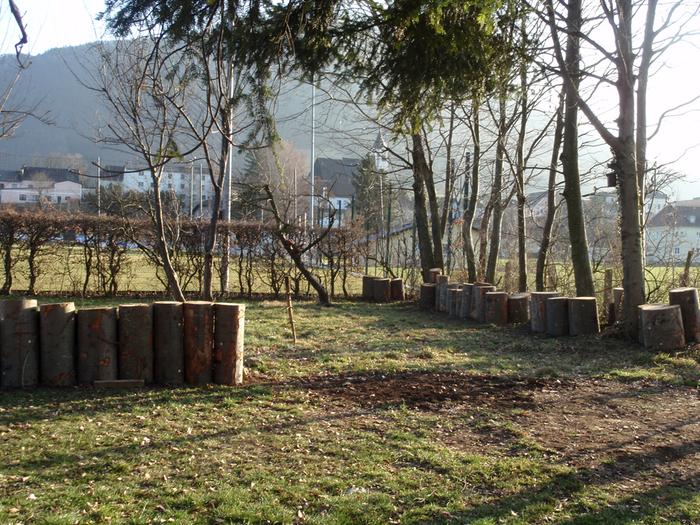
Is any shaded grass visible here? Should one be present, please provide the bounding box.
[0,300,699,524]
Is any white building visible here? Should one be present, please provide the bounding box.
[123,165,216,217]
[646,199,700,263]
[0,180,82,206]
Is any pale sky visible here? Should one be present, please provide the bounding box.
[1,0,700,197]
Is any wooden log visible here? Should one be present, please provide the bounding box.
[448,286,463,318]
[183,301,214,385]
[603,269,613,309]
[568,297,600,336]
[638,304,685,351]
[504,261,514,293]
[362,276,376,300]
[426,268,442,284]
[390,278,404,301]
[153,301,184,385]
[459,284,474,319]
[0,299,39,388]
[546,297,569,337]
[484,292,509,325]
[419,284,436,310]
[39,302,76,387]
[668,287,700,342]
[471,285,496,322]
[118,303,154,383]
[372,278,392,303]
[609,287,624,324]
[436,275,449,312]
[213,303,245,386]
[94,379,145,389]
[530,291,559,333]
[508,293,531,324]
[77,307,118,384]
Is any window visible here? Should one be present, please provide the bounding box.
[675,247,681,255]
[19,194,26,201]
[65,196,70,201]
[30,195,39,202]
[138,181,144,188]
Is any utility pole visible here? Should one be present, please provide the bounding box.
[97,157,101,216]
[310,74,316,228]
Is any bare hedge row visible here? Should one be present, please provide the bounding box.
[0,209,375,298]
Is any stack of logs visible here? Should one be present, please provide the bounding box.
[0,299,245,389]
[418,268,601,337]
[419,269,699,351]
[361,276,405,303]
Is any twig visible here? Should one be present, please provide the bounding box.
[285,275,297,344]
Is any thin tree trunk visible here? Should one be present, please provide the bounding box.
[536,90,565,291]
[561,0,595,297]
[486,90,507,284]
[478,200,493,281]
[516,17,528,292]
[417,134,445,270]
[152,177,186,302]
[411,133,438,276]
[463,96,481,282]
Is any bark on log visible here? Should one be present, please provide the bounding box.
[609,287,624,324]
[436,275,449,312]
[77,307,118,384]
[668,287,700,343]
[153,301,184,385]
[508,293,531,324]
[362,276,376,300]
[603,269,613,309]
[390,279,404,301]
[485,292,509,325]
[426,268,442,283]
[546,297,569,337]
[419,284,436,310]
[530,291,559,333]
[183,301,214,385]
[0,299,39,388]
[568,297,600,336]
[459,284,474,319]
[118,303,154,383]
[39,302,76,387]
[213,303,245,386]
[638,304,685,351]
[448,286,462,318]
[372,278,392,303]
[471,285,496,322]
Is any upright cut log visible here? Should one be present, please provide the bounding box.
[530,291,560,333]
[213,303,245,385]
[77,307,118,384]
[0,299,39,388]
[484,292,509,325]
[372,278,391,303]
[448,285,462,318]
[426,268,442,283]
[609,287,624,324]
[471,285,496,322]
[390,278,404,301]
[153,301,185,385]
[668,287,700,343]
[118,303,154,383]
[546,297,569,336]
[459,284,474,319]
[603,269,613,309]
[568,297,600,336]
[362,276,376,300]
[638,304,685,351]
[183,301,214,385]
[419,284,436,310]
[39,302,76,387]
[436,275,449,312]
[508,293,531,324]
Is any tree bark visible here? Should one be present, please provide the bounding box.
[463,97,480,282]
[561,0,595,297]
[486,90,507,284]
[412,133,440,274]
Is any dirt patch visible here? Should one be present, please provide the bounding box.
[293,370,562,410]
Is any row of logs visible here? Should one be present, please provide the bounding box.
[418,269,600,337]
[634,287,699,352]
[0,299,245,389]
[361,276,405,303]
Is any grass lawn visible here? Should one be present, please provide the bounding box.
[1,299,699,524]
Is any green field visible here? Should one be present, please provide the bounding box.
[1,299,699,524]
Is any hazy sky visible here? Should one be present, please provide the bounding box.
[1,0,700,198]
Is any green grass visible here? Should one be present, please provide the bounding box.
[1,300,699,524]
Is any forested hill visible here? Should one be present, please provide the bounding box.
[0,42,356,171]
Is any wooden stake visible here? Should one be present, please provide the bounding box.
[285,275,297,344]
